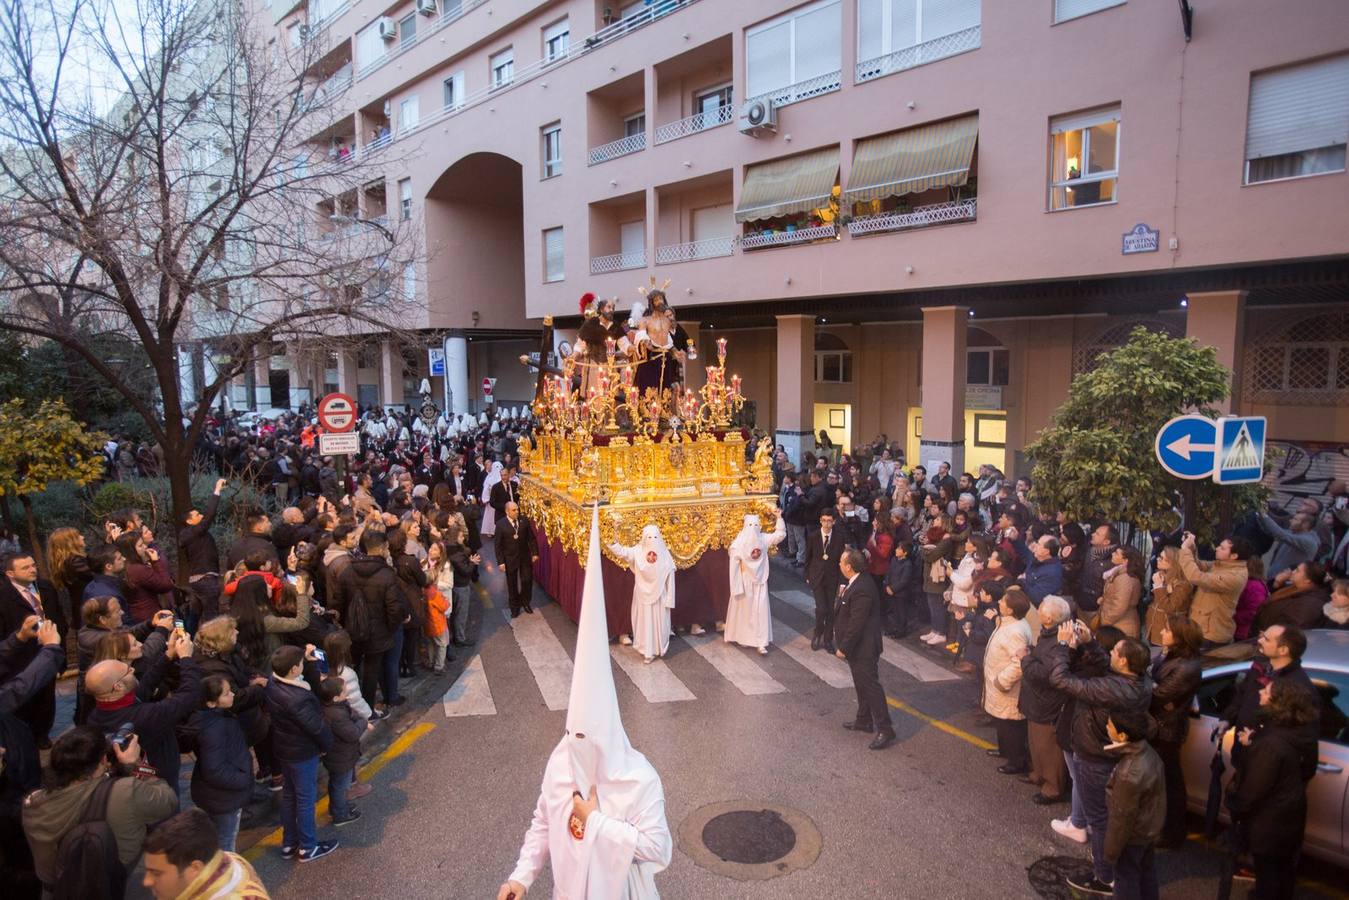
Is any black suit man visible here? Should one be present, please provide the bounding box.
[493,501,539,617]
[0,551,67,746]
[802,511,848,651]
[834,549,895,750]
[488,469,520,522]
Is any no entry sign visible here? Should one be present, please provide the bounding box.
[482,377,496,399]
[317,392,357,433]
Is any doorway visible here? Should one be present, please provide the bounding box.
[813,403,851,459]
[268,370,290,410]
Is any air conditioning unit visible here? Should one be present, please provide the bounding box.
[382,100,392,117]
[376,16,397,40]
[738,98,777,136]
[416,0,437,13]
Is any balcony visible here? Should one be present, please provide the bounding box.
[590,249,647,274]
[304,63,351,110]
[856,25,981,84]
[740,223,838,251]
[357,0,488,81]
[588,133,646,165]
[847,198,977,236]
[654,236,734,263]
[654,106,732,144]
[748,70,841,110]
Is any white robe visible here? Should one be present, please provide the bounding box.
[609,539,675,659]
[480,462,504,537]
[724,517,786,650]
[508,745,672,900]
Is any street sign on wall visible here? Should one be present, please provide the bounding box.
[1214,416,1266,484]
[428,348,446,377]
[1155,414,1267,483]
[482,377,496,399]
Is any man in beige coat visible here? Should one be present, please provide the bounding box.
[1176,533,1253,646]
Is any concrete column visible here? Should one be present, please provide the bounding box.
[775,314,815,467]
[252,348,271,411]
[1185,290,1247,413]
[336,348,358,397]
[678,320,703,392]
[919,306,968,475]
[379,340,399,409]
[446,332,469,416]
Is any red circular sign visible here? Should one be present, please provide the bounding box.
[645,551,658,564]
[317,393,357,433]
[750,548,762,560]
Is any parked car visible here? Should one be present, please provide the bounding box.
[234,408,289,429]
[1182,629,1349,866]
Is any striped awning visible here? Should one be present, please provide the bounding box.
[844,114,979,205]
[735,146,840,223]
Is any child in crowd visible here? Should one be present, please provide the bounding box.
[318,676,367,828]
[883,541,919,638]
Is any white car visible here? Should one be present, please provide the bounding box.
[234,408,289,429]
[1183,629,1349,866]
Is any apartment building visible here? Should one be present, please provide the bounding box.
[245,0,1349,479]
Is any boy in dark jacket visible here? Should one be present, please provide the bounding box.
[883,542,919,638]
[265,644,336,862]
[189,675,253,851]
[1102,708,1165,900]
[318,676,367,828]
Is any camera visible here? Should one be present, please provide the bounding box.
[106,722,135,752]
[313,649,328,674]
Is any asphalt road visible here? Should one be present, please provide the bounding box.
[101,553,1346,900]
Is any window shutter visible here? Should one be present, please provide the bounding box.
[794,2,842,83]
[1245,54,1349,160]
[1050,106,1121,135]
[746,20,791,98]
[921,0,979,43]
[356,23,385,70]
[544,228,564,281]
[692,204,734,241]
[1054,0,1124,23]
[858,0,885,62]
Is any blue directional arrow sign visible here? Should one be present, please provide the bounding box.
[1155,415,1218,480]
[1213,416,1266,485]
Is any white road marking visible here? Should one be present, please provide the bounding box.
[769,617,854,689]
[679,632,786,696]
[609,646,696,703]
[440,655,497,717]
[504,610,573,711]
[773,588,959,683]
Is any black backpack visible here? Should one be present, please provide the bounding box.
[51,777,127,900]
[344,583,372,643]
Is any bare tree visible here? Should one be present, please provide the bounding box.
[0,0,420,531]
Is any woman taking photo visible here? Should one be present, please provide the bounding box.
[1099,545,1144,638]
[114,531,175,625]
[1149,614,1203,848]
[1146,547,1193,645]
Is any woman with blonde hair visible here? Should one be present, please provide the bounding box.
[46,526,92,611]
[1146,546,1193,645]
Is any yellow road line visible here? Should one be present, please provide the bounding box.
[886,695,997,751]
[243,721,436,861]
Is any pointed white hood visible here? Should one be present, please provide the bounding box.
[628,525,676,609]
[728,515,768,598]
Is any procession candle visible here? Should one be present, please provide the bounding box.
[621,366,633,387]
[605,337,616,361]
[731,374,741,397]
[716,337,727,364]
[705,366,716,384]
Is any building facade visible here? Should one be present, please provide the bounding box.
[242,0,1349,481]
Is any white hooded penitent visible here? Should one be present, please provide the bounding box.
[506,506,672,899]
[724,513,786,653]
[608,525,676,662]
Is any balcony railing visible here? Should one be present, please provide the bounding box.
[856,25,981,83]
[305,63,351,110]
[847,198,977,236]
[357,0,705,150]
[356,0,489,80]
[739,223,838,251]
[590,249,647,274]
[654,236,735,264]
[654,105,733,144]
[748,70,842,110]
[588,133,646,166]
[307,0,353,35]
[361,132,393,157]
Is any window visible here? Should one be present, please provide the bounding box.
[623,113,645,139]
[441,0,463,17]
[442,71,465,110]
[619,220,645,260]
[814,332,852,383]
[403,263,416,300]
[1244,54,1349,185]
[543,19,570,62]
[491,48,514,89]
[857,0,980,66]
[1054,0,1124,23]
[1049,105,1119,210]
[966,327,1007,386]
[398,96,420,134]
[287,21,303,48]
[399,14,417,48]
[542,123,562,178]
[1306,668,1349,744]
[398,178,412,220]
[746,0,841,101]
[543,227,564,282]
[1244,310,1349,405]
[696,84,734,117]
[355,22,386,70]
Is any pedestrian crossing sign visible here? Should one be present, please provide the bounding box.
[1213,416,1266,485]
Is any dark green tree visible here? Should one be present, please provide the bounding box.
[1025,327,1267,545]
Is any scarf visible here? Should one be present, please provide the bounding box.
[1324,602,1349,625]
[177,851,271,900]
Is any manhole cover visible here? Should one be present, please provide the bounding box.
[678,801,821,882]
[701,809,797,864]
[1027,854,1097,899]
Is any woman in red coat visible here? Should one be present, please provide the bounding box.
[866,511,895,592]
[114,532,175,624]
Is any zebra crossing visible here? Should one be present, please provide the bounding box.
[440,590,961,717]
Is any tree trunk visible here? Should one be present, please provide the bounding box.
[0,493,16,537]
[19,495,47,578]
